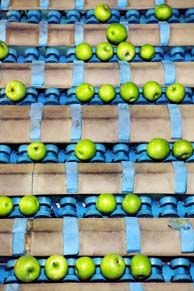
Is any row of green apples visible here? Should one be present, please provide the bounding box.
[2,78,187,105]
[14,253,151,282]
[94,3,173,23]
[2,78,187,104]
[0,193,141,217]
[0,137,192,164]
[0,37,156,62]
[24,138,194,163]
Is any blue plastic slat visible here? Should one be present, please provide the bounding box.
[40,0,49,9]
[74,22,84,45]
[162,60,176,85]
[0,20,7,43]
[121,161,135,193]
[155,0,165,5]
[167,104,182,139]
[180,225,194,253]
[159,22,170,46]
[119,61,131,85]
[75,0,84,9]
[39,21,48,47]
[31,61,45,87]
[118,0,128,8]
[65,162,78,193]
[29,103,44,141]
[70,104,82,141]
[5,284,20,291]
[172,161,188,194]
[12,218,28,256]
[118,104,130,142]
[125,217,141,253]
[129,283,144,291]
[0,0,10,9]
[63,217,79,255]
[72,60,84,86]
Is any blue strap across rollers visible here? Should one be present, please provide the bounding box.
[155,0,165,5]
[70,104,82,141]
[63,217,79,255]
[6,284,20,291]
[72,60,84,87]
[39,21,48,47]
[0,20,7,42]
[180,223,194,253]
[40,0,49,9]
[118,0,128,8]
[169,218,194,253]
[31,61,45,88]
[74,22,84,46]
[167,104,182,140]
[119,61,131,85]
[162,60,176,85]
[125,217,141,253]
[172,161,188,194]
[121,161,135,193]
[65,162,78,193]
[0,0,10,9]
[74,0,84,10]
[159,22,170,46]
[30,103,44,141]
[12,218,28,256]
[129,283,144,291]
[118,104,130,142]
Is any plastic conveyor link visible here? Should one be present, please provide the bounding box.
[2,46,194,64]
[3,195,194,218]
[1,8,194,24]
[1,142,194,164]
[1,256,194,283]
[0,86,193,106]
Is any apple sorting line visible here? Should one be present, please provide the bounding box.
[0,1,194,290]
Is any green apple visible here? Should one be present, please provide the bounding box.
[44,255,68,281]
[19,195,40,216]
[106,23,127,45]
[140,44,155,61]
[116,41,136,62]
[75,257,96,281]
[14,256,41,283]
[27,141,47,162]
[0,40,9,60]
[96,193,116,214]
[96,42,114,61]
[75,139,96,161]
[130,254,152,280]
[146,137,170,161]
[122,194,141,215]
[75,43,93,61]
[120,82,139,103]
[166,83,185,104]
[98,84,116,103]
[172,139,193,160]
[155,4,172,21]
[94,3,111,22]
[6,80,26,102]
[143,81,162,102]
[76,83,95,102]
[100,253,126,280]
[0,196,13,217]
